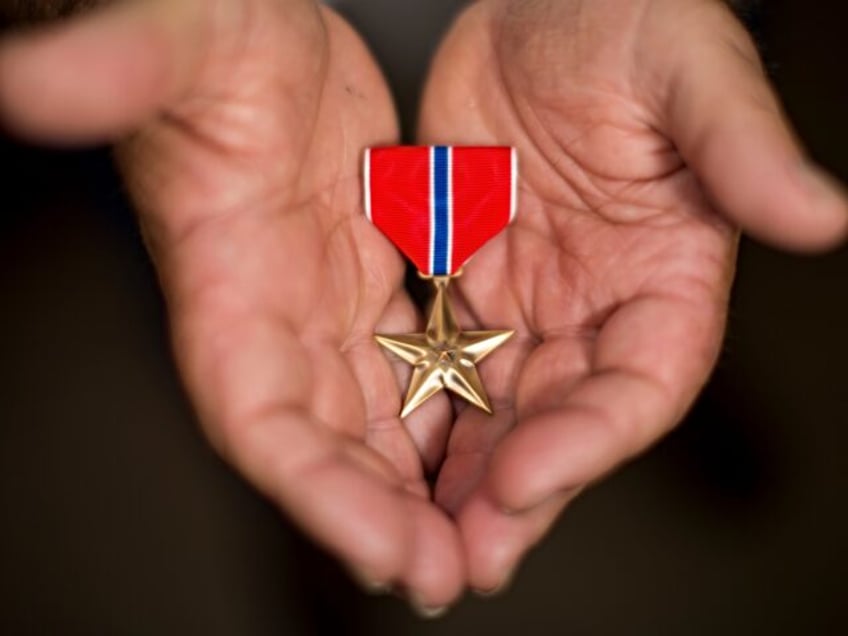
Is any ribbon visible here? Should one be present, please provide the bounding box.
[364,146,517,276]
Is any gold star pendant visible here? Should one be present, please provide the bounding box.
[375,277,513,418]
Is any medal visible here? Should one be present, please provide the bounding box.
[364,146,518,417]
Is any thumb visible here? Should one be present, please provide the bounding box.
[663,6,847,252]
[0,0,214,143]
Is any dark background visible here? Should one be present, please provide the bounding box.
[1,0,846,633]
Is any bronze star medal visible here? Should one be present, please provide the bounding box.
[364,146,518,417]
[375,276,513,417]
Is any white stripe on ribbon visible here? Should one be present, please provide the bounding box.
[363,148,372,221]
[429,146,436,275]
[446,146,454,274]
[509,147,518,222]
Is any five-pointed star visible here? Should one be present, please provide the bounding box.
[375,278,513,418]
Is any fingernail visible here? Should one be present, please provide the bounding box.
[410,601,449,620]
[472,583,507,598]
[472,568,517,598]
[407,591,450,619]
[349,569,391,595]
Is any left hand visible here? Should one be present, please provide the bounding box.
[418,0,847,593]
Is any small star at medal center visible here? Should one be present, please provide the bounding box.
[433,341,459,363]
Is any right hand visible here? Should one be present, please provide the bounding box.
[0,0,464,609]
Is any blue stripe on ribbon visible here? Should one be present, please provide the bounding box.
[432,146,450,276]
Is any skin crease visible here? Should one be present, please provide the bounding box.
[0,0,846,614]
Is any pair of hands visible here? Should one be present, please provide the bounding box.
[2,0,845,613]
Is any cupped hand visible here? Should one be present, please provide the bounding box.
[418,0,847,592]
[0,0,463,607]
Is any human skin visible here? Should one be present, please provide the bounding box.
[417,0,847,594]
[0,0,845,615]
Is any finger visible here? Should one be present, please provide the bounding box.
[433,328,535,512]
[435,406,515,515]
[234,409,465,607]
[662,5,847,251]
[487,291,725,514]
[0,0,213,142]
[348,290,452,477]
[438,335,587,591]
[172,305,465,606]
[455,291,725,589]
[458,487,581,594]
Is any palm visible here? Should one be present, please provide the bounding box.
[419,0,739,588]
[112,2,459,599]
